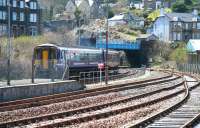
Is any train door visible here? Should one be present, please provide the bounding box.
[42,50,49,69]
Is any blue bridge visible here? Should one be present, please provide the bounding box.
[96,40,141,50]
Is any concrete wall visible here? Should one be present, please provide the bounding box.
[0,80,85,102]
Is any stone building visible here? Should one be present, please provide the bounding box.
[152,9,200,42]
[64,0,101,21]
[0,0,41,37]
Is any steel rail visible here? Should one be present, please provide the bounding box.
[33,81,187,128]
[0,76,183,127]
[0,74,176,112]
[127,71,200,128]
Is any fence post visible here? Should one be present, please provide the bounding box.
[31,58,35,83]
[51,60,55,82]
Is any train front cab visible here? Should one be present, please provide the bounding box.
[33,45,61,78]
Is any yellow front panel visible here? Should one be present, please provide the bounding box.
[42,50,48,69]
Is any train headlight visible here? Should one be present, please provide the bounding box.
[53,59,57,64]
[34,60,40,65]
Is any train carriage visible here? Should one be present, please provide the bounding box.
[33,44,120,78]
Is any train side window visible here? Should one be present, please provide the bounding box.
[62,51,65,60]
[72,52,80,61]
[57,50,61,60]
[80,52,86,61]
[49,49,56,60]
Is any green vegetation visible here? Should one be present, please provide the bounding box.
[0,36,46,59]
[169,42,187,63]
[0,36,47,79]
[172,0,200,13]
[147,8,172,21]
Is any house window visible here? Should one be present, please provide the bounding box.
[30,2,37,9]
[177,33,181,40]
[20,12,24,21]
[0,0,6,6]
[20,1,24,8]
[173,32,177,40]
[30,13,37,22]
[12,12,17,21]
[193,23,197,28]
[185,23,188,30]
[177,22,182,27]
[0,25,7,36]
[13,0,17,7]
[0,11,6,20]
[197,23,200,29]
[192,33,198,39]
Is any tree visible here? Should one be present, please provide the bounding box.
[74,7,82,26]
[184,0,193,5]
[108,9,114,18]
[172,2,189,13]
[147,8,172,21]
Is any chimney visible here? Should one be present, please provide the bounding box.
[193,9,198,16]
[160,8,164,17]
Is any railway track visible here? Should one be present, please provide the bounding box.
[127,72,200,128]
[0,73,175,112]
[0,71,186,128]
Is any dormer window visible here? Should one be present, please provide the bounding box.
[178,22,181,27]
[173,17,178,21]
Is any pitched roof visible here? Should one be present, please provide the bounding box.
[108,14,125,21]
[165,13,200,22]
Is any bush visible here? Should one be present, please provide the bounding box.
[169,42,187,63]
[0,36,47,80]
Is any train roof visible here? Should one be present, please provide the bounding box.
[35,44,119,54]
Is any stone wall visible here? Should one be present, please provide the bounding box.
[0,80,85,102]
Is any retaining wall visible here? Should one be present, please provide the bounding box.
[0,80,85,102]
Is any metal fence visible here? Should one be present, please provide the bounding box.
[79,67,146,85]
[177,63,200,74]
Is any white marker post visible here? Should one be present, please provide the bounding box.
[98,63,104,85]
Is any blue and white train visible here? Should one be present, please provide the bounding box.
[33,44,121,78]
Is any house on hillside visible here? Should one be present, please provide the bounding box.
[64,0,77,20]
[64,0,101,21]
[0,0,41,37]
[142,0,176,10]
[152,9,200,42]
[108,13,144,29]
[108,14,128,26]
[127,14,144,29]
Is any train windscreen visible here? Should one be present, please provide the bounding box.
[34,47,57,69]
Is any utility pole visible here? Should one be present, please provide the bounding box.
[105,0,109,85]
[7,0,11,86]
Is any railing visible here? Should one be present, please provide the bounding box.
[79,67,146,85]
[177,63,200,74]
